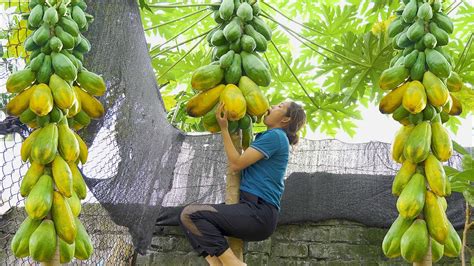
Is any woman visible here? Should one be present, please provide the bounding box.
[179,101,306,265]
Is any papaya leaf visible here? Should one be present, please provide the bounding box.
[453,140,470,155]
[450,169,474,182]
[444,165,460,179]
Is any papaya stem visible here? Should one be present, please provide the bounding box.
[461,200,471,266]
[150,11,213,54]
[455,33,473,73]
[269,39,318,108]
[144,8,207,31]
[156,34,206,81]
[260,1,325,35]
[152,28,214,58]
[149,3,220,8]
[446,1,462,14]
[261,12,372,68]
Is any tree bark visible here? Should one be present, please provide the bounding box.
[413,240,432,266]
[225,132,244,260]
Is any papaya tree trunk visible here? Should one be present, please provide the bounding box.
[225,132,244,261]
[413,241,432,266]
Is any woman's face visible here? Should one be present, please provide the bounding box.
[263,101,291,128]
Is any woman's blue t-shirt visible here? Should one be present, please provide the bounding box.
[240,128,289,210]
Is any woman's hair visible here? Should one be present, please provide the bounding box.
[284,102,306,145]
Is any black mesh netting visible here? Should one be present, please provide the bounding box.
[0,0,470,264]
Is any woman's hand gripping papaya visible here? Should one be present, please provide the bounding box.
[216,102,228,130]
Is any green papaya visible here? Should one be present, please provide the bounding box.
[237,2,253,22]
[402,0,418,23]
[52,191,77,244]
[414,37,426,51]
[403,50,418,68]
[388,18,405,38]
[229,38,241,53]
[49,36,63,53]
[252,2,260,15]
[410,51,425,81]
[431,117,453,162]
[422,104,437,121]
[417,3,433,21]
[74,217,94,260]
[55,25,75,50]
[446,71,463,92]
[429,22,449,46]
[241,51,271,87]
[219,0,234,21]
[211,30,227,46]
[378,66,409,90]
[43,7,59,25]
[72,6,87,29]
[396,32,413,48]
[213,10,224,24]
[212,44,230,60]
[76,70,106,96]
[425,48,451,79]
[431,238,444,262]
[392,160,417,196]
[33,24,51,46]
[250,16,272,41]
[220,50,236,69]
[435,47,454,66]
[223,17,242,43]
[403,121,431,163]
[202,104,220,133]
[443,220,462,257]
[25,174,54,220]
[28,5,44,28]
[432,12,453,34]
[242,125,253,149]
[52,52,77,82]
[407,19,425,42]
[59,238,75,264]
[225,53,242,84]
[59,17,80,37]
[244,24,267,52]
[29,219,57,262]
[397,173,426,219]
[382,215,413,258]
[31,123,58,164]
[25,36,39,51]
[11,217,42,257]
[392,105,410,122]
[191,64,224,91]
[432,0,442,12]
[400,219,429,262]
[241,34,256,52]
[422,33,437,49]
[29,53,45,72]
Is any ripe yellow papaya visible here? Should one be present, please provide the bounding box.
[11,217,42,258]
[424,191,449,244]
[392,160,417,196]
[68,161,87,199]
[74,132,88,164]
[400,219,429,262]
[446,71,463,92]
[29,219,57,262]
[431,118,452,162]
[402,81,426,114]
[442,94,452,113]
[6,69,36,93]
[238,76,270,116]
[379,82,408,114]
[6,86,35,116]
[382,215,413,258]
[422,71,449,107]
[52,155,73,197]
[49,74,75,110]
[424,153,447,196]
[448,93,462,116]
[29,83,54,116]
[52,191,77,244]
[220,84,246,121]
[30,123,58,165]
[67,191,82,217]
[186,84,226,117]
[59,238,75,264]
[67,95,81,118]
[443,220,462,257]
[379,66,410,90]
[391,124,414,163]
[404,121,431,163]
[25,174,53,220]
[431,238,444,262]
[397,173,426,219]
[76,70,106,96]
[20,162,45,197]
[74,217,94,260]
[58,119,80,162]
[74,86,105,119]
[20,129,41,162]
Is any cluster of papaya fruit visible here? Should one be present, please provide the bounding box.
[187,0,271,149]
[380,0,462,263]
[6,0,102,263]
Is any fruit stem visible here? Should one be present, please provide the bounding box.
[455,33,473,73]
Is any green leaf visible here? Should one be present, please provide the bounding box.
[453,140,470,155]
[450,169,474,182]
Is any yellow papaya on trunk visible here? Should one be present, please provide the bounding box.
[238,76,270,116]
[186,84,225,117]
[402,81,426,114]
[52,154,73,197]
[20,129,41,162]
[404,121,431,163]
[448,93,462,116]
[74,132,88,164]
[220,84,246,121]
[423,71,449,107]
[379,82,409,114]
[29,83,54,116]
[20,162,44,197]
[392,160,417,196]
[68,161,87,200]
[74,86,105,119]
[6,86,35,116]
[397,173,426,219]
[424,191,449,244]
[424,153,447,196]
[49,74,75,109]
[52,191,77,244]
[391,124,414,163]
[30,123,58,165]
[58,119,80,162]
[431,117,452,162]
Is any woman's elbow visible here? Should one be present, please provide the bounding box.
[229,162,243,172]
